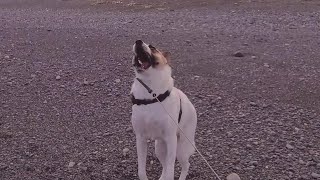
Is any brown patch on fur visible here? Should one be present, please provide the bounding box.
[162,51,171,64]
[150,48,169,66]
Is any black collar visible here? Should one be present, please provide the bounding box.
[131,90,171,105]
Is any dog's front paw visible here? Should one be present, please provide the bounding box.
[138,173,148,180]
[139,176,148,180]
[158,173,164,180]
[159,176,174,180]
[158,173,166,180]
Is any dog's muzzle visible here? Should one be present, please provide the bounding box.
[133,40,155,71]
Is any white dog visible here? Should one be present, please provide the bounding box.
[130,40,197,180]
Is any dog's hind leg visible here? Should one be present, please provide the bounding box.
[176,134,195,180]
[136,136,148,180]
[155,139,166,180]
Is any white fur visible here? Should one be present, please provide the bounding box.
[131,42,197,180]
[132,42,152,55]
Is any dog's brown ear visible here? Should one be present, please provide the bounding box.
[162,51,171,63]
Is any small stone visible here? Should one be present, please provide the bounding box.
[246,144,253,150]
[249,161,258,166]
[115,79,121,83]
[227,172,241,180]
[118,141,123,144]
[31,74,36,78]
[238,113,246,117]
[249,102,258,107]
[263,63,270,68]
[55,75,61,80]
[5,55,10,59]
[247,165,255,170]
[102,169,108,173]
[0,132,13,139]
[83,79,89,85]
[288,168,295,173]
[68,161,76,168]
[25,165,35,171]
[126,127,133,133]
[286,144,294,149]
[307,161,317,167]
[234,166,241,171]
[80,166,88,171]
[103,132,113,136]
[298,159,305,164]
[251,56,257,59]
[311,173,320,178]
[150,160,154,165]
[0,163,8,170]
[123,148,130,156]
[227,132,233,138]
[234,51,244,57]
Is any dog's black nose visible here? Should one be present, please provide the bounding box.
[135,40,143,46]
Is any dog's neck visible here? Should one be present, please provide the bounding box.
[131,66,174,99]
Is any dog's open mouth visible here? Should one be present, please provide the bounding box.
[133,40,154,72]
[134,54,152,72]
[138,59,151,70]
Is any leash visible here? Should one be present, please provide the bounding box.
[135,78,222,180]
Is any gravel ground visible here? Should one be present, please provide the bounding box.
[0,0,320,180]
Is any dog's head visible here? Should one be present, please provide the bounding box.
[132,40,170,73]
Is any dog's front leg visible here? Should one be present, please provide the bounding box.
[164,135,177,180]
[136,136,148,180]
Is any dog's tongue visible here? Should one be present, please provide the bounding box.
[141,62,150,69]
